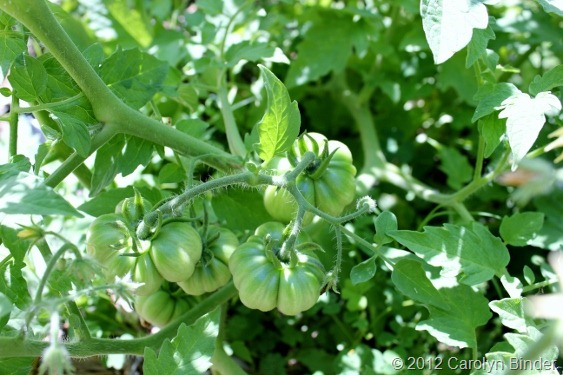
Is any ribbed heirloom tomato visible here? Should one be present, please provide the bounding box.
[133,253,163,296]
[134,289,190,327]
[229,222,325,315]
[264,132,356,223]
[149,222,203,282]
[177,226,238,295]
[86,214,136,280]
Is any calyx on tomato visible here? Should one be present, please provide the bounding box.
[263,132,356,223]
[177,226,238,296]
[86,214,136,280]
[229,222,325,315]
[115,190,152,226]
[149,222,202,282]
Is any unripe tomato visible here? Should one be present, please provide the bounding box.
[229,222,325,315]
[135,290,175,327]
[264,133,356,223]
[133,253,163,296]
[149,222,202,282]
[86,214,136,279]
[178,227,238,295]
[135,289,191,327]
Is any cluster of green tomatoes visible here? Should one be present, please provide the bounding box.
[86,133,357,326]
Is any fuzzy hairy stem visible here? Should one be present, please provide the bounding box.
[0,283,237,358]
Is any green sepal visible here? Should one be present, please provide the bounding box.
[308,147,338,180]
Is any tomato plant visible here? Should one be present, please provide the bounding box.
[0,0,561,374]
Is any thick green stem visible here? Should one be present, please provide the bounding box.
[333,74,386,195]
[0,283,237,358]
[473,135,486,180]
[217,84,247,157]
[113,105,239,171]
[137,172,272,239]
[0,0,116,118]
[9,95,18,158]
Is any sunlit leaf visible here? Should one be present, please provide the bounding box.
[499,212,544,247]
[143,308,220,375]
[498,91,562,167]
[393,260,491,348]
[389,222,510,286]
[255,65,300,163]
[421,0,489,64]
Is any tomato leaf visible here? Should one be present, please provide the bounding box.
[212,188,273,231]
[0,33,26,81]
[478,114,506,158]
[8,54,47,102]
[489,298,531,333]
[225,41,275,67]
[350,256,377,285]
[143,308,220,375]
[106,0,153,47]
[373,211,397,245]
[0,358,34,375]
[389,222,510,286]
[121,136,154,176]
[50,108,92,157]
[536,0,563,16]
[421,0,489,64]
[0,226,32,310]
[438,146,473,190]
[529,191,563,251]
[285,11,370,88]
[392,259,491,349]
[472,82,520,122]
[499,212,544,247]
[99,48,168,109]
[498,91,562,167]
[158,163,186,184]
[255,65,300,163]
[465,19,495,68]
[529,65,563,96]
[90,135,125,196]
[0,172,82,217]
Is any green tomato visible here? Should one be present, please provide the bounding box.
[133,253,163,296]
[229,223,325,315]
[86,214,136,279]
[264,133,356,223]
[149,222,202,282]
[178,227,238,296]
[135,290,184,327]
